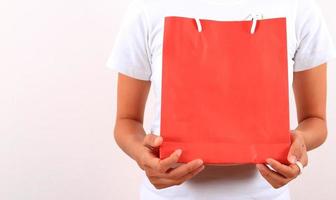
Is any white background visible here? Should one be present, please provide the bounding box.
[1,0,335,199]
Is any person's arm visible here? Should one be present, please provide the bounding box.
[114,73,205,189]
[114,72,151,162]
[292,63,327,151]
[256,63,327,189]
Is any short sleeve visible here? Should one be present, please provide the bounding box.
[293,0,336,72]
[105,0,152,80]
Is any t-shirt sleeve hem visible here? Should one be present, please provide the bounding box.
[105,62,152,81]
[293,49,336,72]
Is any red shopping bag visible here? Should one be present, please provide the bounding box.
[159,16,291,165]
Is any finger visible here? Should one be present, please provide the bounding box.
[288,163,301,176]
[148,177,177,189]
[288,149,308,176]
[287,131,305,164]
[157,149,183,173]
[168,159,204,179]
[143,133,163,148]
[265,158,297,178]
[179,164,205,182]
[150,165,204,189]
[150,172,201,189]
[298,151,309,167]
[287,144,304,165]
[143,148,182,172]
[256,163,289,188]
[142,150,161,169]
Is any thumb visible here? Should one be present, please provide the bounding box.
[143,133,163,148]
[288,130,305,164]
[287,151,298,164]
[287,140,302,164]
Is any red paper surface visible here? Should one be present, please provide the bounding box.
[160,16,291,165]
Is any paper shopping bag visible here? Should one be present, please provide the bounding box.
[159,16,291,165]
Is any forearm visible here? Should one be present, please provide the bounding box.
[294,117,328,151]
[114,118,146,162]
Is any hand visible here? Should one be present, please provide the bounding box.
[136,133,205,189]
[256,130,308,189]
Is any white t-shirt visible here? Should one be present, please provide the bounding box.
[106,0,336,199]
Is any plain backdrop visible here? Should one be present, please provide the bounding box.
[1,0,335,199]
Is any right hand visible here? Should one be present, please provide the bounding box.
[136,133,205,189]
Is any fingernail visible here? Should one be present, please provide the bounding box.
[154,137,161,144]
[257,163,266,170]
[175,149,182,156]
[266,158,272,164]
[197,159,204,165]
[289,155,297,163]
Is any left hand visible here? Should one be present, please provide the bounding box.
[256,130,308,189]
